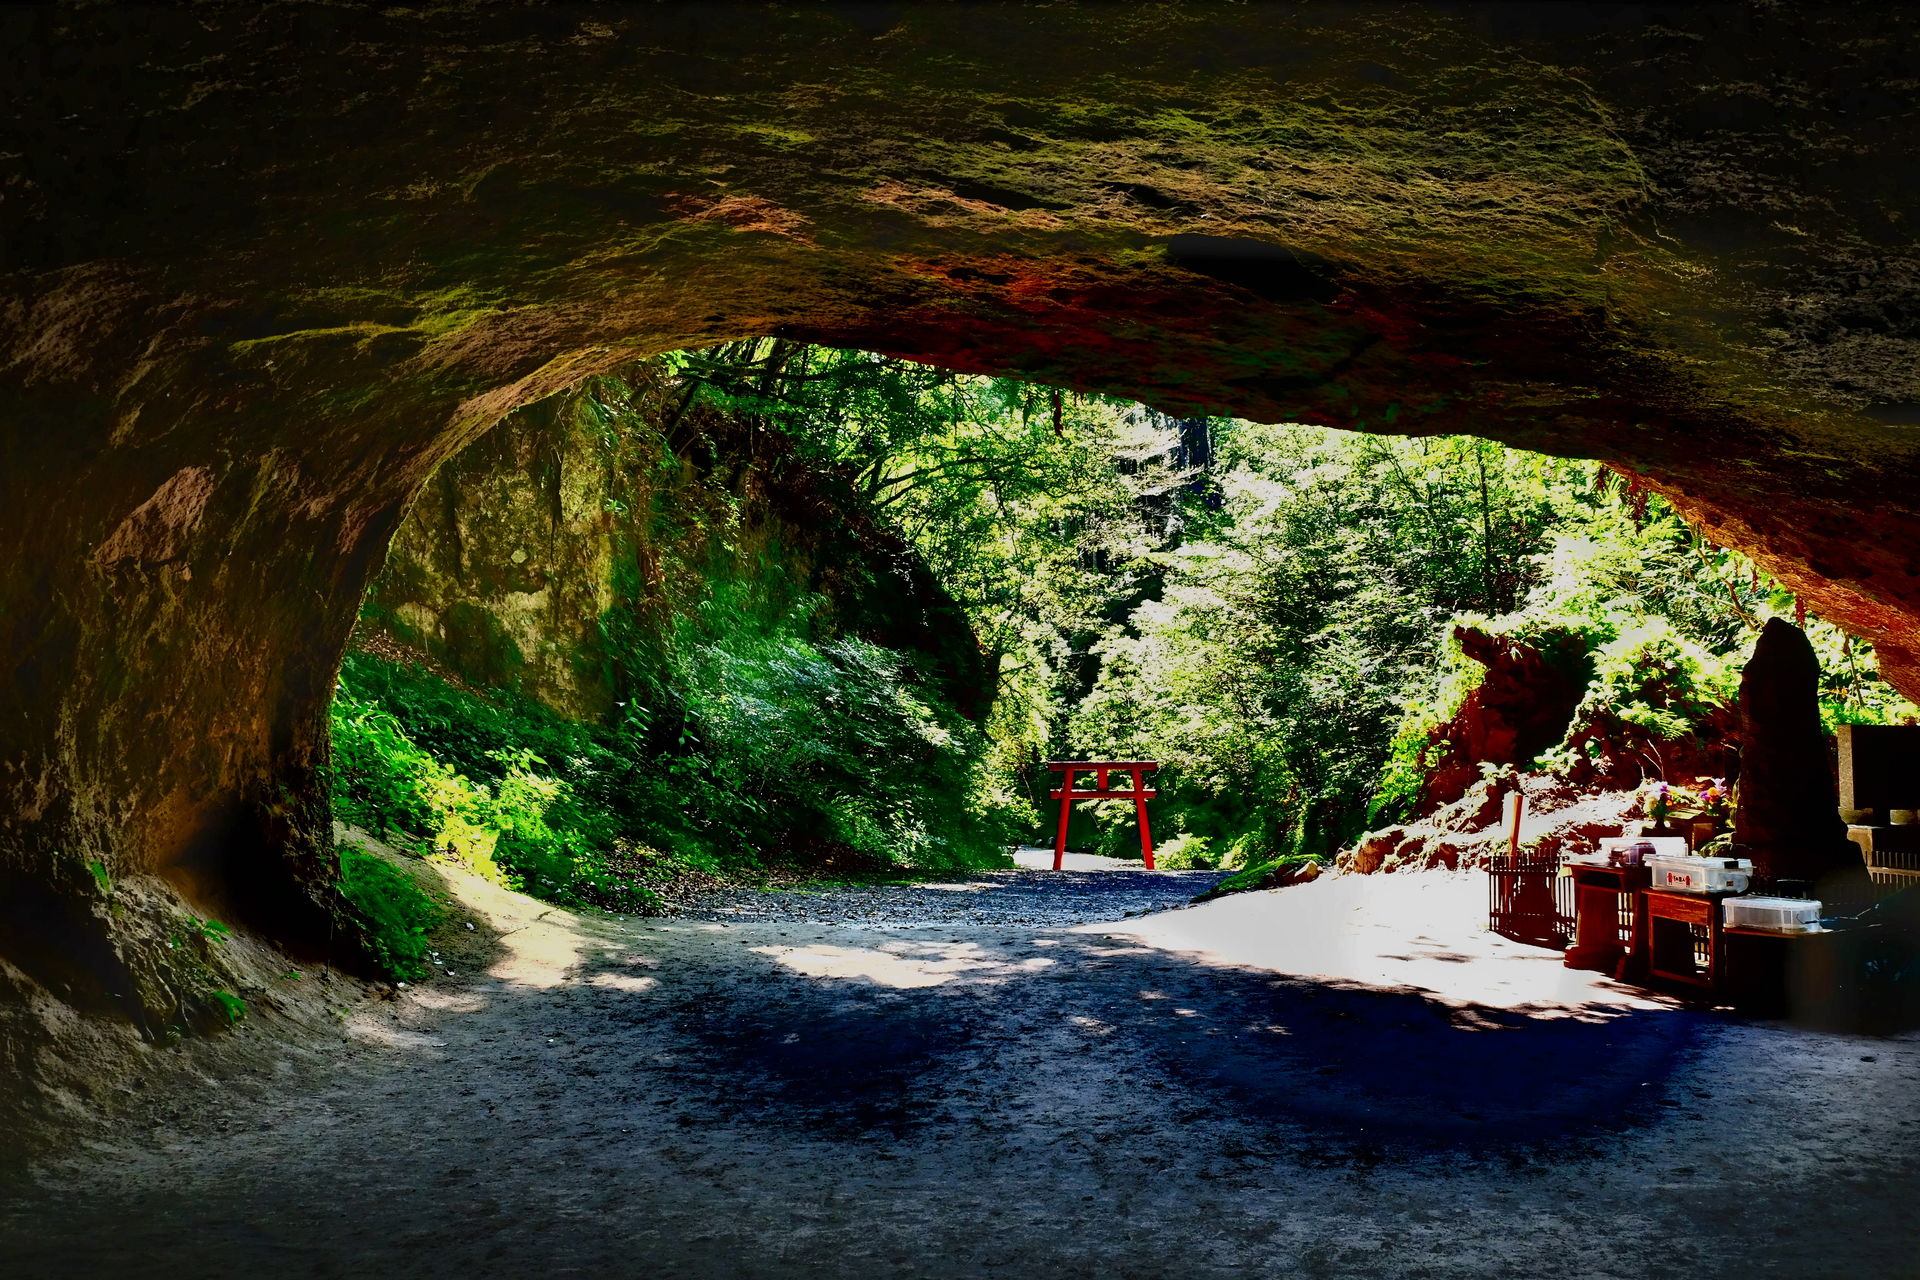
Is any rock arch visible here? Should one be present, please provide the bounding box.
[4,3,1918,1015]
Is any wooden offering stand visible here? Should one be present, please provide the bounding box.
[1568,874,1832,1010]
[1564,863,1650,978]
[1643,888,1733,989]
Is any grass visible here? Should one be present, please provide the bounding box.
[337,843,445,981]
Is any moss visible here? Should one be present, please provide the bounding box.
[732,123,818,147]
[229,322,413,356]
[411,285,509,338]
[1205,854,1326,898]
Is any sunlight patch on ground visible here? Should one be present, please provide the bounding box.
[485,918,588,989]
[916,881,1003,893]
[344,1025,448,1051]
[337,825,594,991]
[587,973,660,993]
[401,988,488,1014]
[752,940,1058,988]
[1011,847,1142,871]
[1077,870,1671,1017]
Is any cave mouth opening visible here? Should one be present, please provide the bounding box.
[4,0,1919,1083]
[330,336,1915,939]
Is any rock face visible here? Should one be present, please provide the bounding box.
[1410,626,1591,814]
[366,363,990,725]
[5,4,1920,1012]
[1733,619,1868,894]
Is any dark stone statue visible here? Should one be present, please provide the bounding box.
[1734,619,1871,903]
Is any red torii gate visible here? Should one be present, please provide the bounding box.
[1047,760,1159,871]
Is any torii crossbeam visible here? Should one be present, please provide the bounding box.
[1046,760,1159,871]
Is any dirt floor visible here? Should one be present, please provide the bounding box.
[3,848,1918,1279]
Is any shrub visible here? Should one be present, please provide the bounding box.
[1554,619,1738,782]
[337,844,443,981]
[330,605,1016,912]
[674,605,1019,870]
[1153,832,1217,870]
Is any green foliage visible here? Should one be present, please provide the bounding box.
[1210,854,1325,897]
[667,346,1920,860]
[207,991,247,1025]
[676,595,1022,868]
[336,844,443,982]
[1369,716,1439,831]
[170,916,231,950]
[1153,833,1217,870]
[1565,620,1738,770]
[333,655,687,904]
[338,340,1920,904]
[329,682,508,881]
[332,601,1018,904]
[334,350,1034,897]
[1050,425,1585,858]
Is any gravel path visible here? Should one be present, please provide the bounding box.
[673,850,1230,928]
[4,865,1918,1279]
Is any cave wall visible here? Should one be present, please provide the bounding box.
[4,2,1920,1009]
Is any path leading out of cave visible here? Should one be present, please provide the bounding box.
[4,862,1918,1279]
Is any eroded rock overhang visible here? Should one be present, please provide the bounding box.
[1,3,1916,952]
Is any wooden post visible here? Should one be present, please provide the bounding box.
[1509,787,1557,937]
[1053,769,1075,871]
[1134,765,1156,870]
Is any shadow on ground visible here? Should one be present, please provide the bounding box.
[3,865,1911,1280]
[653,930,1697,1155]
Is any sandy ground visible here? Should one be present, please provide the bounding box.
[3,854,1918,1280]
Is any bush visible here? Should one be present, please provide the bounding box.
[330,602,1016,912]
[331,655,696,908]
[337,844,443,981]
[673,600,1020,870]
[1153,832,1217,870]
[329,687,510,883]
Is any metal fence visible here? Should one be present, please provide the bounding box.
[1487,852,1575,949]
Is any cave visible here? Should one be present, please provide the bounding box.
[4,2,1919,1033]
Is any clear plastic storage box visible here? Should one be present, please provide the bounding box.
[1570,836,1692,868]
[1598,836,1690,862]
[1722,896,1823,933]
[1646,855,1752,894]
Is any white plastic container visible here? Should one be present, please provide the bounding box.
[1722,896,1823,933]
[1646,854,1752,894]
[1598,836,1689,866]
